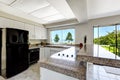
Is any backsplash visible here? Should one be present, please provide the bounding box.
[29,40,41,44]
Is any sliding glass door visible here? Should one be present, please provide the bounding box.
[94,25,120,60]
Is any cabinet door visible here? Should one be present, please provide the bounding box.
[44,47,50,59]
[41,27,47,39]
[11,20,25,30]
[35,26,41,39]
[35,26,47,39]
[25,24,35,39]
[50,48,65,56]
[0,17,25,29]
[40,47,45,61]
[0,17,11,28]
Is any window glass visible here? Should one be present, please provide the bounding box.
[50,29,75,44]
[93,25,120,60]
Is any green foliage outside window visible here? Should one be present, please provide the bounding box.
[65,32,73,43]
[54,34,60,43]
[94,30,120,56]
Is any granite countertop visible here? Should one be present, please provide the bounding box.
[77,52,120,68]
[40,46,86,80]
[43,45,71,48]
[40,58,86,80]
[40,44,120,80]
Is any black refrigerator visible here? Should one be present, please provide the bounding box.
[1,28,29,78]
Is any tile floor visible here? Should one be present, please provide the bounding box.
[6,63,40,80]
[87,63,120,80]
[0,62,120,80]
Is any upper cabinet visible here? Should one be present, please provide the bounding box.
[24,24,35,39]
[0,17,25,29]
[35,26,47,39]
[11,20,25,30]
[0,17,47,40]
[25,24,47,40]
[0,17,11,28]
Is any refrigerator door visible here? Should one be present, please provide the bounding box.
[6,44,29,78]
[6,28,28,44]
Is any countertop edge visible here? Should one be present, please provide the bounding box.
[40,61,86,80]
[77,54,120,68]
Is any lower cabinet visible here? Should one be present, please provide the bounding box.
[40,47,45,61]
[40,47,65,61]
[50,48,65,56]
[40,47,50,61]
[40,67,79,80]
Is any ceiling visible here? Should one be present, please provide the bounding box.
[0,0,75,24]
[0,0,120,25]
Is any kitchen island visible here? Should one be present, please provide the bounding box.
[40,46,86,80]
[40,45,120,80]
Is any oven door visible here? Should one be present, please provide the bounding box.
[29,48,39,65]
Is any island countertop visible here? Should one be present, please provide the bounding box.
[77,51,120,68]
[40,58,86,80]
[40,45,120,80]
[40,46,86,80]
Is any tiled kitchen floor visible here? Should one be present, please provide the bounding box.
[87,63,120,80]
[7,63,40,80]
[0,62,120,80]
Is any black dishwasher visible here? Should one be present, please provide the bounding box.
[29,48,39,65]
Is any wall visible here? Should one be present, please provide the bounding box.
[47,15,120,55]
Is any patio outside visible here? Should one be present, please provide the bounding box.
[94,25,120,60]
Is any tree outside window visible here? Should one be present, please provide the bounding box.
[65,32,73,43]
[54,34,60,43]
[51,29,75,44]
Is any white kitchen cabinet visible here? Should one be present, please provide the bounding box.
[0,17,11,28]
[40,47,66,61]
[24,24,35,39]
[35,26,47,39]
[25,25,47,40]
[40,47,50,61]
[11,20,25,30]
[35,26,41,39]
[41,26,47,39]
[40,47,45,61]
[44,47,50,59]
[0,16,47,40]
[0,17,25,30]
[50,48,65,56]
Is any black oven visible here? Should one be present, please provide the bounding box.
[29,48,39,65]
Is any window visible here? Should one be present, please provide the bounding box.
[50,29,75,44]
[94,25,120,60]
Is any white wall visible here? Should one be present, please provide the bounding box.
[47,15,120,55]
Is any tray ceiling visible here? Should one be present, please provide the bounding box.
[8,0,75,24]
[0,0,119,24]
[0,0,15,5]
